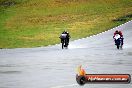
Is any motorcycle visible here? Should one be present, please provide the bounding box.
[61,38,68,49]
[114,34,123,49]
[60,34,69,49]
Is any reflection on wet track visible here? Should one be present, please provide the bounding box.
[0,21,132,88]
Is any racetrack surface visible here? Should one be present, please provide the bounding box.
[0,21,132,88]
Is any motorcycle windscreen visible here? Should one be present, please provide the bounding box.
[114,34,121,40]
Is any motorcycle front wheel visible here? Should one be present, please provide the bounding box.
[62,42,64,49]
[117,45,119,49]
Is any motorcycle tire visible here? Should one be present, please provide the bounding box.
[117,45,119,49]
[62,42,64,49]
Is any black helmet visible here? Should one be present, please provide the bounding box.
[115,30,119,33]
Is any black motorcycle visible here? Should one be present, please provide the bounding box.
[61,38,68,49]
[60,33,69,49]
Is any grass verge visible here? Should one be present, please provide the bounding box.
[0,0,132,48]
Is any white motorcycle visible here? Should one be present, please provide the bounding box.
[113,34,123,49]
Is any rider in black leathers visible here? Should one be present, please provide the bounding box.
[60,30,70,46]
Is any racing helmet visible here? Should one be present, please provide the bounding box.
[115,30,119,33]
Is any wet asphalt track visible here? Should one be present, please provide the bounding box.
[0,21,132,88]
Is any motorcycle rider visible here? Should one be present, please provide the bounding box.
[114,30,123,37]
[60,30,67,43]
[113,30,124,45]
[59,30,70,46]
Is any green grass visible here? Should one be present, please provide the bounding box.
[0,0,132,48]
